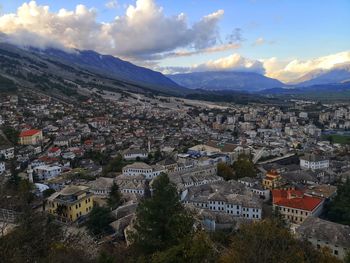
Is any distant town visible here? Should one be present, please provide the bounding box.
[0,88,350,262]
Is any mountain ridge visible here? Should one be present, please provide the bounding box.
[167,71,285,92]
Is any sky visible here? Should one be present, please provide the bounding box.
[0,0,349,82]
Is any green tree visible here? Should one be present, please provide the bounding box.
[152,231,217,263]
[217,162,234,181]
[131,173,194,255]
[86,206,114,236]
[232,154,256,179]
[325,179,350,225]
[219,219,340,263]
[102,154,124,176]
[107,183,122,210]
[2,126,19,145]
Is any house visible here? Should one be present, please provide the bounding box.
[122,162,165,180]
[300,153,329,170]
[296,217,350,260]
[182,182,262,220]
[272,189,324,224]
[262,169,287,190]
[47,185,94,222]
[0,162,5,174]
[88,177,114,196]
[33,165,62,180]
[48,147,61,158]
[123,149,148,161]
[19,129,43,145]
[0,145,15,159]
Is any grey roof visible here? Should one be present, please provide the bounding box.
[300,153,328,162]
[296,217,350,248]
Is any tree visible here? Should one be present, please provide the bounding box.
[152,231,217,263]
[131,173,194,255]
[86,206,114,236]
[325,179,350,225]
[107,183,122,210]
[2,126,19,145]
[232,154,256,179]
[0,207,92,262]
[102,154,124,176]
[217,162,234,181]
[219,219,340,263]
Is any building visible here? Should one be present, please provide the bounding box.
[0,162,5,174]
[300,153,329,170]
[123,149,148,161]
[262,169,286,190]
[296,217,350,260]
[182,182,262,220]
[19,129,43,145]
[48,147,61,158]
[47,185,94,222]
[88,177,114,196]
[272,189,324,224]
[122,162,165,180]
[33,165,62,180]
[0,145,15,160]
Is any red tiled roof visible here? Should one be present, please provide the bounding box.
[19,129,41,137]
[272,189,323,212]
[49,147,60,152]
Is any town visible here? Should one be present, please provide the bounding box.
[1,88,350,262]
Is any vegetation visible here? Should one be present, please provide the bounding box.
[0,177,92,263]
[217,162,234,181]
[107,183,122,210]
[86,206,114,236]
[1,126,19,145]
[325,179,350,225]
[131,173,194,256]
[219,219,340,263]
[232,154,256,179]
[323,134,350,145]
[102,154,125,176]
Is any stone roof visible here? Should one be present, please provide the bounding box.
[296,217,350,248]
[123,162,152,170]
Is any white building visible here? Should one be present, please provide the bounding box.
[123,149,148,161]
[122,162,165,180]
[0,162,5,174]
[0,146,15,160]
[33,165,62,180]
[183,182,262,220]
[88,177,114,197]
[300,153,329,170]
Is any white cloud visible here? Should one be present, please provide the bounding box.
[263,51,350,82]
[0,0,225,60]
[105,0,118,9]
[163,51,350,83]
[162,53,265,75]
[253,37,265,46]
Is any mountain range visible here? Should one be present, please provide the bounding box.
[294,63,350,87]
[167,71,285,92]
[0,35,350,101]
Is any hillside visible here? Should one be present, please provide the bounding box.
[0,41,189,100]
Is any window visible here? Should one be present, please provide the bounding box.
[334,250,338,255]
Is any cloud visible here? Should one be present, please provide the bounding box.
[105,0,118,9]
[162,53,265,75]
[0,0,225,60]
[163,51,350,83]
[226,28,245,44]
[263,51,350,82]
[253,37,265,46]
